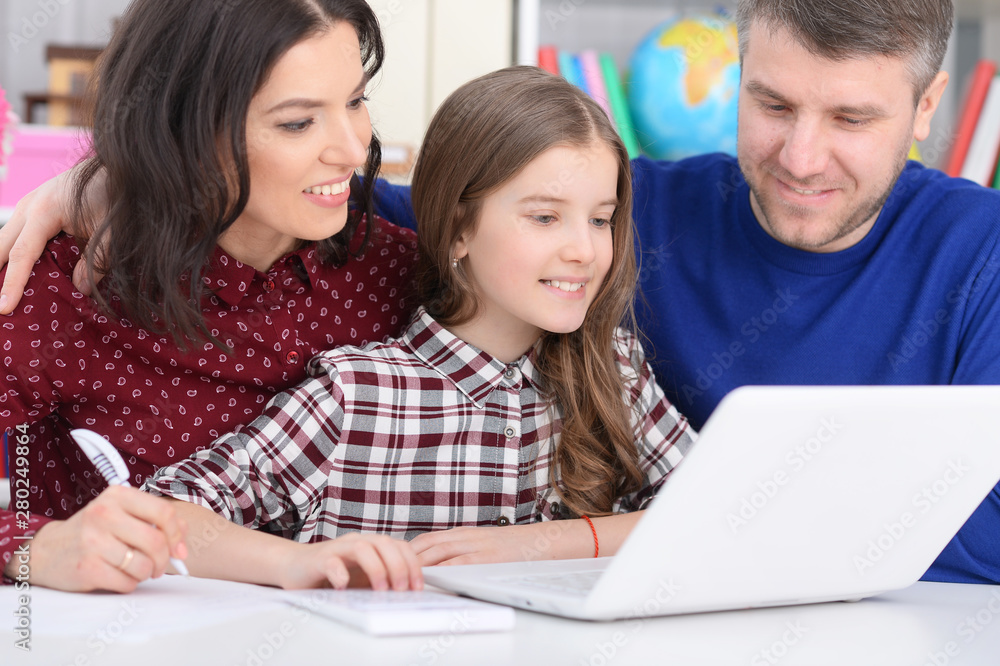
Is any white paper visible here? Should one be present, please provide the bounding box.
[2,575,289,641]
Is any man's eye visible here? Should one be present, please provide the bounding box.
[841,117,869,127]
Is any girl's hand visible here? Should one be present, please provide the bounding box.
[411,513,643,566]
[5,485,189,593]
[410,522,582,566]
[278,533,424,591]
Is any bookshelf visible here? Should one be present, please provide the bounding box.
[515,0,1000,171]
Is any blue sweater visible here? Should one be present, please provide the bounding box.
[372,153,1000,584]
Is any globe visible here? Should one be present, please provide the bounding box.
[627,12,740,161]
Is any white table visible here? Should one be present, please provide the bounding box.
[3,578,999,666]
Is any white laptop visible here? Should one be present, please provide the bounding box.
[423,385,1000,620]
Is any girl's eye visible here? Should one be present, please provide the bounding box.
[531,215,556,224]
[591,217,612,228]
[348,95,370,110]
[279,118,315,133]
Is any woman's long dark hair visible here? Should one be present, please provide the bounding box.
[412,67,644,516]
[74,0,384,346]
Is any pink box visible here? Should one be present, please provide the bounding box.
[0,125,92,207]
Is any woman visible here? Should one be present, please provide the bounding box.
[1,0,422,592]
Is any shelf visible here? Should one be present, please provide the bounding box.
[516,0,1000,169]
[520,0,729,68]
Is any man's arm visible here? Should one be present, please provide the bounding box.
[371,178,415,231]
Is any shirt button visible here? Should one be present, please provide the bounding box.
[496,516,510,527]
[504,426,516,438]
[550,502,561,517]
[285,351,301,364]
[263,279,275,293]
[504,367,516,379]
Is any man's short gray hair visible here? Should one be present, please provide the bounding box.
[736,0,953,103]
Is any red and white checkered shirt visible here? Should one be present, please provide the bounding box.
[145,308,696,540]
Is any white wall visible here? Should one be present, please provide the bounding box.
[3,0,129,122]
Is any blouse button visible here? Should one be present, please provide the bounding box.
[285,351,301,364]
[496,516,510,527]
[263,279,275,293]
[504,426,516,438]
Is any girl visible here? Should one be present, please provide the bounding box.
[1,0,422,592]
[143,66,696,586]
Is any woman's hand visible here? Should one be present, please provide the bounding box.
[0,167,107,314]
[5,485,189,593]
[278,533,424,591]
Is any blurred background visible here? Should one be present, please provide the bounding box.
[1,0,1000,223]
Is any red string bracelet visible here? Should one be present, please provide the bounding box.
[581,515,599,558]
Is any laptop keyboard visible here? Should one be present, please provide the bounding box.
[490,570,604,596]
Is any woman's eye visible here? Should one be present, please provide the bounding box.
[531,215,556,224]
[591,217,611,228]
[348,95,370,110]
[280,118,315,132]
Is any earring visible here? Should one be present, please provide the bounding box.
[452,259,458,268]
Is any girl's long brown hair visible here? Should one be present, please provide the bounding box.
[412,66,643,516]
[73,0,384,347]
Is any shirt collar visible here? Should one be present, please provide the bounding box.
[203,245,321,306]
[403,307,543,406]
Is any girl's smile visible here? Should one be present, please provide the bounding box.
[448,142,618,363]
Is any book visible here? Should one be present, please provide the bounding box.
[578,50,615,129]
[960,75,1000,187]
[945,59,998,177]
[0,86,14,182]
[537,44,560,76]
[599,52,641,158]
[557,51,589,95]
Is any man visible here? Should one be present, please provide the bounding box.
[3,0,999,584]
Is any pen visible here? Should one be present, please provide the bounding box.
[70,428,190,576]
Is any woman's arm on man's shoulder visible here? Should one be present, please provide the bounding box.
[0,168,107,313]
[0,172,405,314]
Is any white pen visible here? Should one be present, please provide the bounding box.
[70,428,190,576]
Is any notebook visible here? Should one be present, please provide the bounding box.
[423,385,1000,620]
[278,588,515,635]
